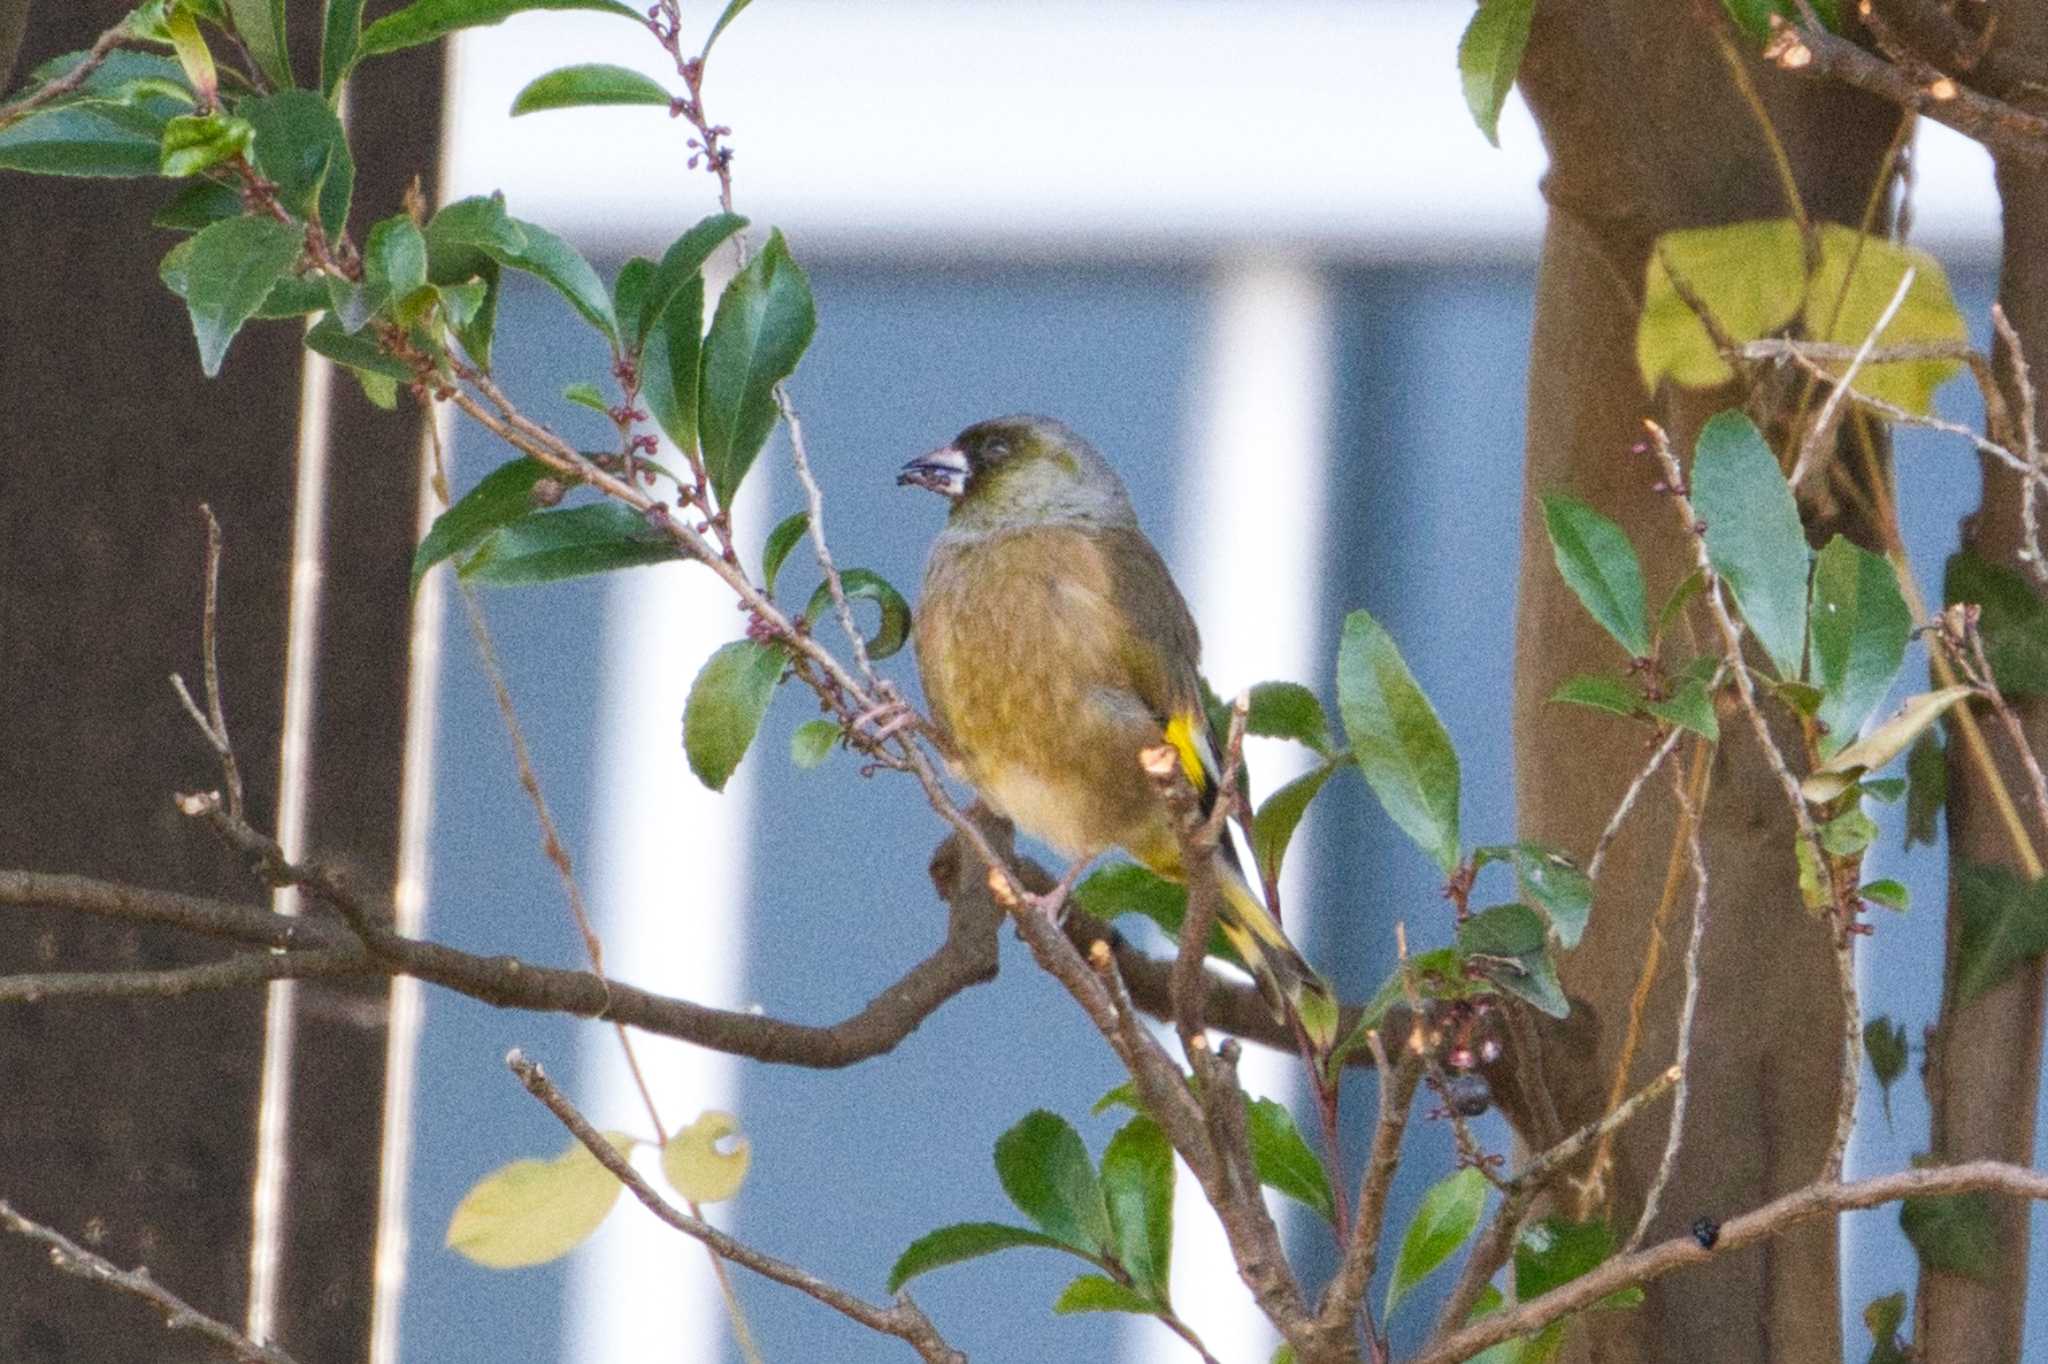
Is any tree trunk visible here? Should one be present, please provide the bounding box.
[1511,5,1901,1358]
[1918,2,2048,1349]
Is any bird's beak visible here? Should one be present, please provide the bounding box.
[898,444,968,499]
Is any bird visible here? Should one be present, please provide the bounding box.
[899,414,1335,1044]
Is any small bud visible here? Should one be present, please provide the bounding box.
[530,478,566,508]
[1691,1215,1720,1249]
[1928,77,1958,101]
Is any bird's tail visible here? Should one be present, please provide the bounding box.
[1211,843,1339,1050]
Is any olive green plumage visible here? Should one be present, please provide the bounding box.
[901,415,1332,1038]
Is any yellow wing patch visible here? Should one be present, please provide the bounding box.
[1162,711,1215,799]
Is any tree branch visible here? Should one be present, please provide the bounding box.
[1408,1161,2048,1364]
[1,1199,303,1364]
[508,1051,963,1363]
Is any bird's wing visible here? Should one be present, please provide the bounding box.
[1096,526,1223,811]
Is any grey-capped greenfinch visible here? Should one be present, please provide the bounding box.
[900,414,1333,1040]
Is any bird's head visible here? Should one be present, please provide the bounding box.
[898,414,1136,534]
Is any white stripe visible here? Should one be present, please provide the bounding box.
[245,330,335,1345]
[366,396,455,1364]
[1133,257,1332,1363]
[564,459,767,1361]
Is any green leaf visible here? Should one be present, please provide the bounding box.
[512,62,671,116]
[1246,1097,1335,1223]
[1053,1275,1158,1316]
[0,100,168,176]
[22,48,192,106]
[1515,1217,1641,1309]
[1721,0,1843,42]
[1253,758,1346,889]
[1860,777,1906,803]
[805,569,912,661]
[224,0,292,90]
[411,457,555,591]
[423,195,516,367]
[1864,1015,1908,1122]
[1644,675,1719,741]
[1863,1290,1908,1363]
[1244,680,1335,754]
[702,0,753,55]
[642,273,705,452]
[1952,861,2048,1007]
[1905,729,1946,849]
[659,1109,750,1204]
[305,312,412,381]
[1820,807,1879,857]
[887,1222,1077,1293]
[1692,410,1810,679]
[1795,837,1829,912]
[364,213,429,322]
[1072,863,1243,969]
[1639,219,1805,392]
[563,381,609,413]
[1337,609,1461,874]
[242,89,353,237]
[790,718,838,769]
[159,111,253,177]
[1505,844,1594,949]
[153,178,241,230]
[1099,1116,1173,1302]
[993,1110,1111,1256]
[1805,224,1965,415]
[1808,535,1910,757]
[323,0,368,96]
[1541,494,1651,659]
[1901,1190,1995,1281]
[761,512,809,597]
[1459,903,1570,1017]
[683,639,788,792]
[1946,550,2048,697]
[1550,674,1640,718]
[171,214,303,376]
[639,211,748,347]
[1860,878,1910,911]
[1387,1166,1487,1315]
[444,1132,632,1268]
[165,7,219,103]
[357,0,644,60]
[1457,0,1534,147]
[611,256,654,353]
[1802,688,1973,803]
[493,217,618,345]
[461,502,683,586]
[1657,568,1707,644]
[699,229,816,507]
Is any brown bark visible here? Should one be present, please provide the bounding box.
[1918,5,2048,1352]
[1512,5,1901,1359]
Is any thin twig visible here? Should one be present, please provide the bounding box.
[508,1052,964,1363]
[0,949,369,1002]
[1788,267,1917,491]
[1431,1065,1682,1342]
[0,1200,304,1364]
[1588,722,1689,883]
[1992,303,2048,588]
[170,506,245,820]
[1313,1032,1420,1351]
[1411,1160,2048,1364]
[1626,757,1713,1249]
[0,22,135,130]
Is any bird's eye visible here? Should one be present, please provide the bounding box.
[985,440,1010,460]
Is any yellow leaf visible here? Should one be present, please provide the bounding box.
[1801,686,1973,803]
[1803,224,1967,415]
[445,1132,634,1269]
[1637,219,1805,392]
[662,1110,752,1204]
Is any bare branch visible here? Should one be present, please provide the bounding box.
[169,505,245,820]
[1314,1034,1421,1350]
[1409,1161,2048,1364]
[0,949,368,1002]
[508,1052,963,1363]
[1788,266,1916,491]
[0,1200,303,1364]
[1770,6,2048,164]
[0,22,137,131]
